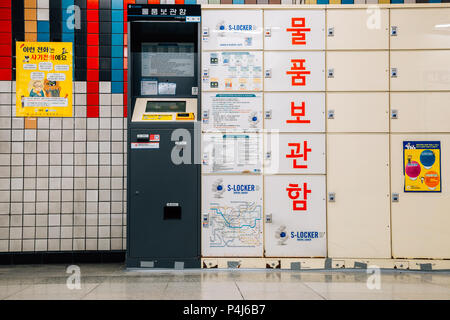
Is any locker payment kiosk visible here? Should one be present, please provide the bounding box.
[126,4,201,269]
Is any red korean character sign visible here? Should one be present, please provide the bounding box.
[264,175,326,257]
[264,10,325,50]
[264,133,325,174]
[264,93,325,132]
[264,51,325,91]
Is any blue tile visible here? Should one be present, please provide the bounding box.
[112,70,123,81]
[429,0,441,2]
[112,34,123,46]
[112,10,123,22]
[37,33,50,42]
[112,0,124,10]
[112,58,124,70]
[233,0,245,3]
[184,0,197,3]
[111,46,123,58]
[37,21,50,33]
[390,0,404,3]
[316,0,329,3]
[341,0,354,3]
[112,81,123,93]
[62,0,74,9]
[62,33,75,43]
[112,22,124,34]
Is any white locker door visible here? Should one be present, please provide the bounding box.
[264,133,325,174]
[202,10,263,51]
[202,175,263,257]
[202,92,263,133]
[264,92,325,133]
[264,51,325,92]
[391,92,450,133]
[202,133,263,174]
[327,92,389,133]
[390,8,450,50]
[264,10,325,50]
[202,51,263,92]
[390,51,450,91]
[327,134,391,258]
[326,51,389,92]
[327,9,389,50]
[264,175,326,257]
[391,134,450,259]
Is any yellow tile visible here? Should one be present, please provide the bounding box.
[378,0,390,3]
[329,0,341,3]
[305,0,317,4]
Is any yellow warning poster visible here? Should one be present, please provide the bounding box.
[403,141,441,192]
[16,42,73,117]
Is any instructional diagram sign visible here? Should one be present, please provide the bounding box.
[202,93,263,132]
[16,42,73,117]
[403,141,441,192]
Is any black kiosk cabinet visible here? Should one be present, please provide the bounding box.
[126,4,201,269]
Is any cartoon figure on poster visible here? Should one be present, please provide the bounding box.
[16,42,73,117]
[403,141,441,192]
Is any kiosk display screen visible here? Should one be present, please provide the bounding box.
[145,101,186,113]
[142,43,195,78]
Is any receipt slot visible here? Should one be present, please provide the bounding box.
[126,4,201,268]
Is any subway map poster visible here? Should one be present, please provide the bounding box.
[403,141,441,193]
[202,175,263,257]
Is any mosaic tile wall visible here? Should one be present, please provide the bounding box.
[0,0,446,254]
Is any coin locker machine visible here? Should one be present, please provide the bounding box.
[126,4,201,268]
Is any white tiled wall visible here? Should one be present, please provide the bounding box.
[0,81,127,252]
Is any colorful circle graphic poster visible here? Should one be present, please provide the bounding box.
[403,141,441,192]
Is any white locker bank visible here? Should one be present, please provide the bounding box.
[199,4,450,270]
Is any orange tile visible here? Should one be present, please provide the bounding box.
[25,8,36,21]
[24,118,37,130]
[24,33,37,42]
[24,0,36,8]
[25,21,37,33]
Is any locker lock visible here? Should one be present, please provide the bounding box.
[391,109,398,119]
[391,68,398,78]
[390,26,398,36]
[265,214,272,223]
[265,69,272,78]
[328,109,335,120]
[264,27,271,37]
[265,110,272,120]
[392,193,399,203]
[327,27,334,37]
[328,192,336,202]
[265,151,272,160]
[328,69,334,78]
[202,27,209,37]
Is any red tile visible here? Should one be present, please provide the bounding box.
[123,106,127,118]
[0,57,11,69]
[123,93,127,106]
[87,106,99,118]
[87,81,99,93]
[175,0,184,3]
[87,22,99,34]
[0,0,11,8]
[0,22,11,33]
[87,93,99,106]
[0,44,11,56]
[87,57,99,70]
[87,70,99,82]
[86,9,99,21]
[0,8,11,20]
[87,45,99,57]
[87,0,99,10]
[0,69,11,81]
[87,34,99,46]
[0,33,10,45]
[148,0,160,3]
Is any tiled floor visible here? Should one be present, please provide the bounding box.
[0,263,449,300]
